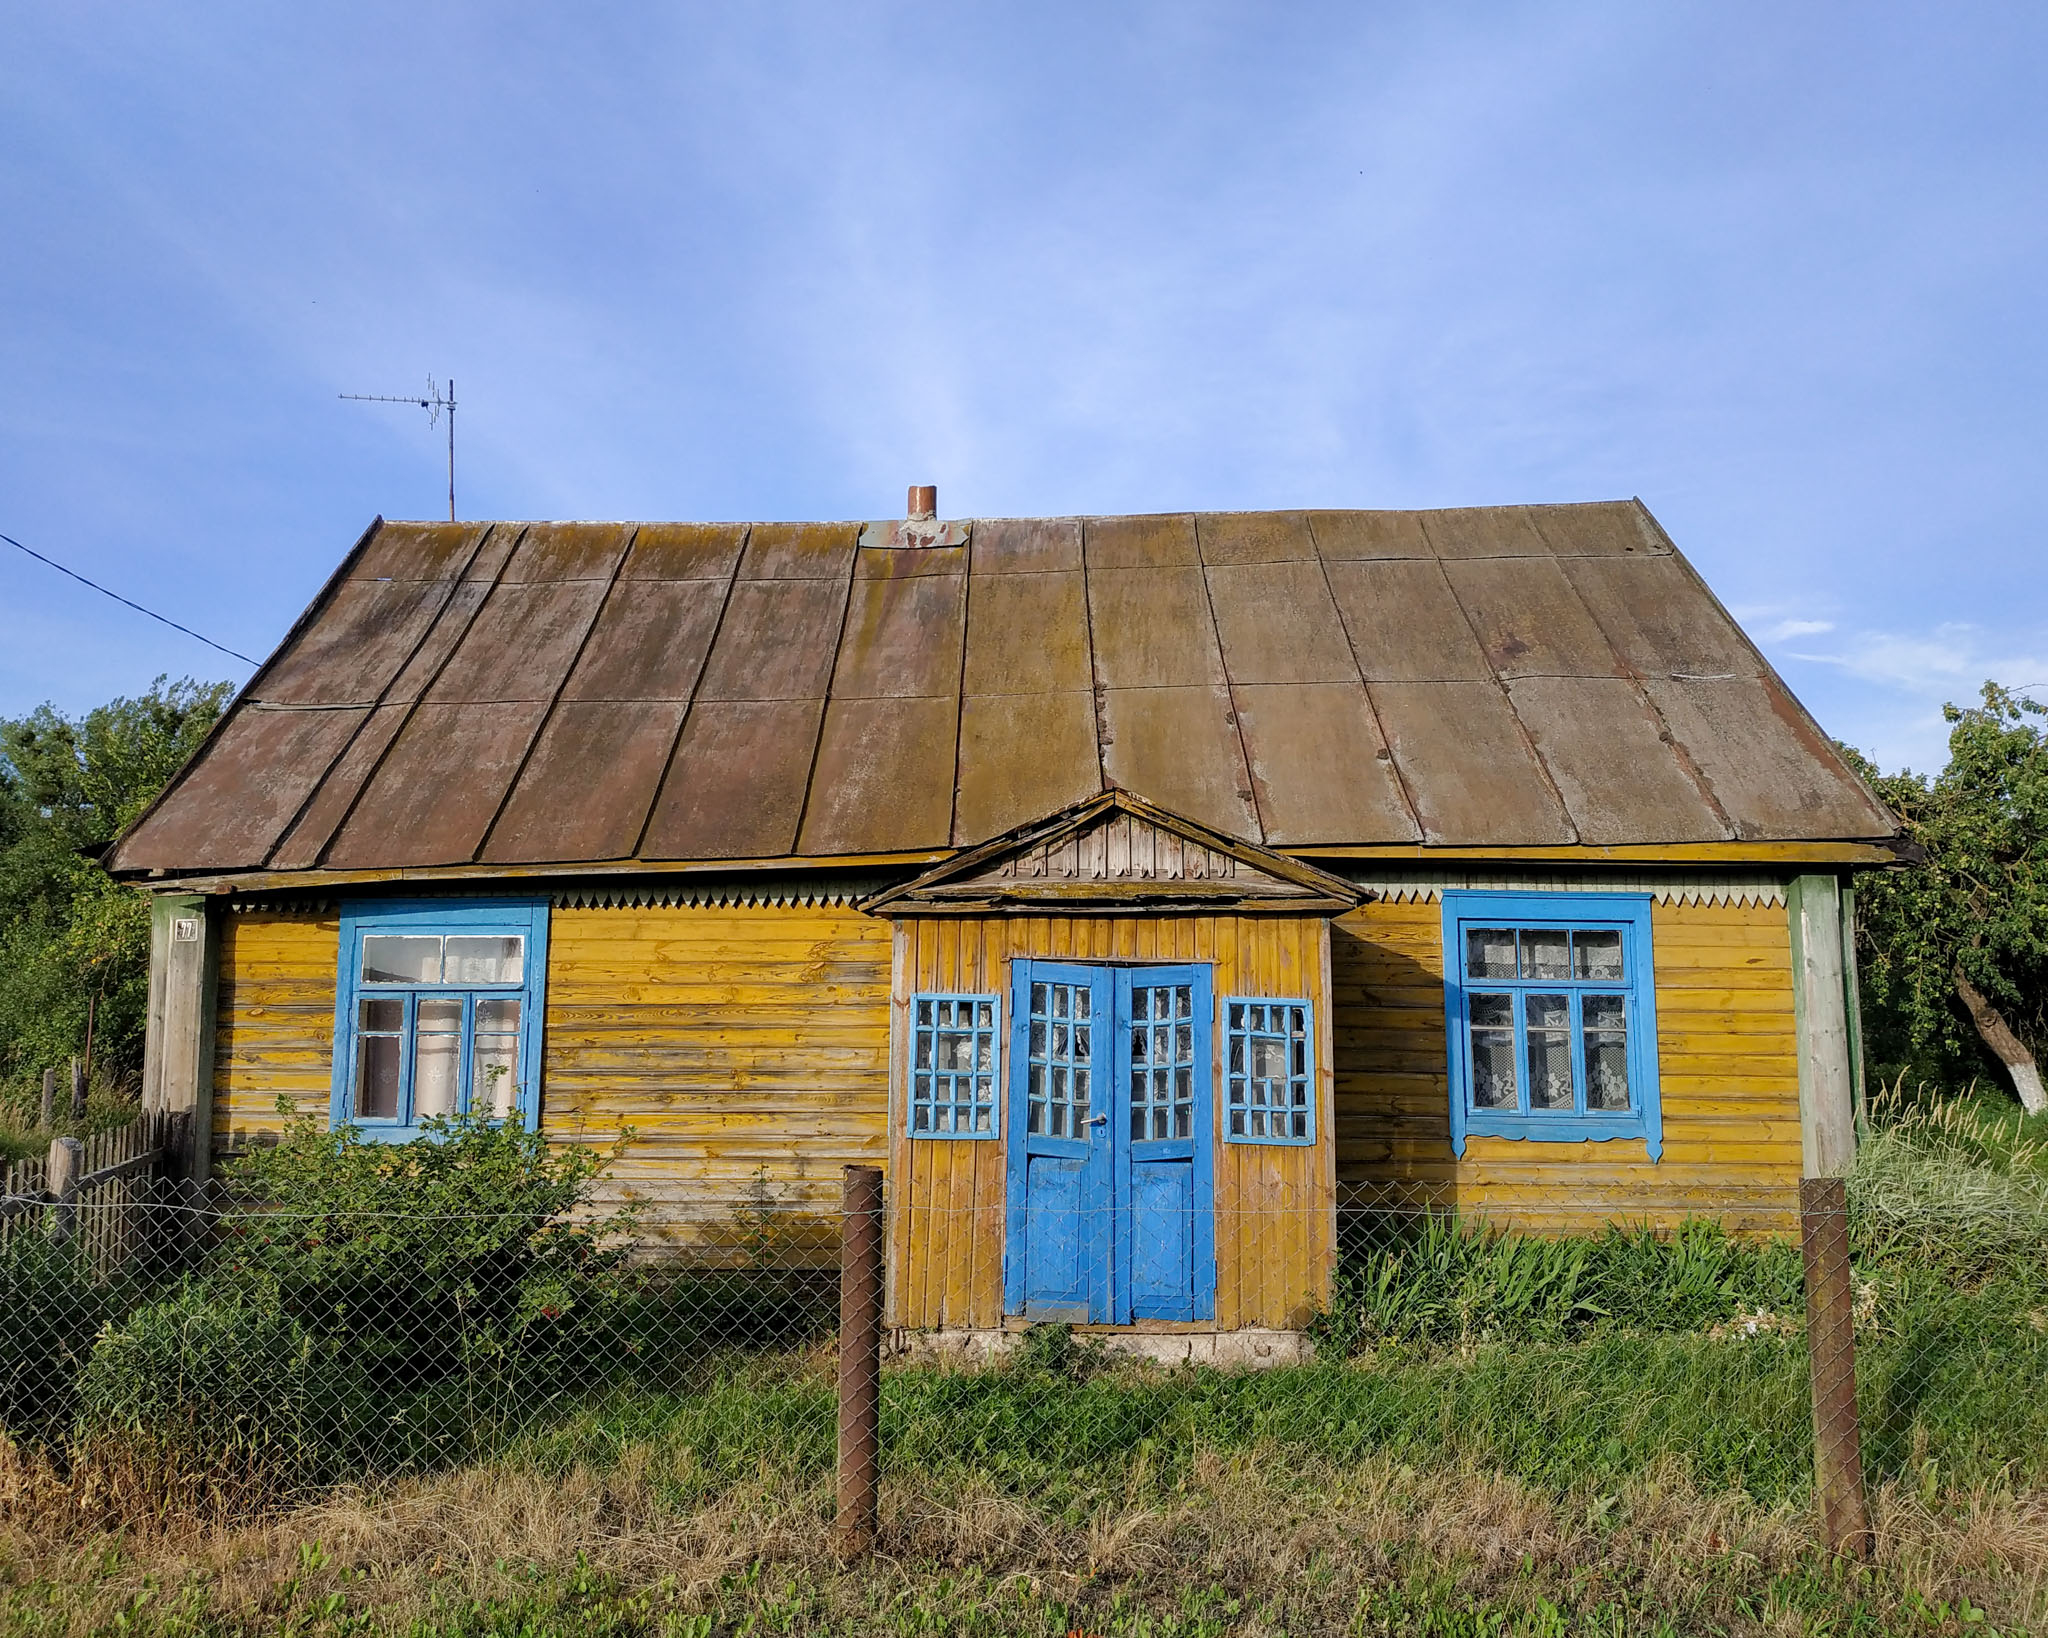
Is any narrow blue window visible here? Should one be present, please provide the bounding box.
[331,900,549,1139]
[1223,998,1315,1145]
[909,993,1000,1137]
[1440,892,1662,1159]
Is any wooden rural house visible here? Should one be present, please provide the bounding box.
[107,496,1902,1351]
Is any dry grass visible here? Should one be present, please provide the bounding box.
[3,1440,2045,1635]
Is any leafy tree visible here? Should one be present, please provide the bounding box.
[0,676,232,1098]
[1849,684,2048,1112]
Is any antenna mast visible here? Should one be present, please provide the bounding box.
[340,376,458,521]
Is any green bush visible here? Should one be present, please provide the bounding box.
[76,1284,370,1501]
[214,1109,636,1394]
[0,1233,109,1441]
[1311,1215,1804,1355]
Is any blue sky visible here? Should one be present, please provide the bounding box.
[3,3,2043,775]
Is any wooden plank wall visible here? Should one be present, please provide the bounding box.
[213,910,340,1141]
[892,913,1336,1333]
[1331,897,1802,1235]
[212,906,894,1255]
[542,905,892,1242]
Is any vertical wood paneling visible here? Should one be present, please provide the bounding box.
[892,911,1336,1333]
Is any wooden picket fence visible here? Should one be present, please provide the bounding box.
[0,1111,189,1280]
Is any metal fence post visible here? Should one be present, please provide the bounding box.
[1801,1176,1872,1559]
[40,1067,54,1130]
[836,1163,884,1558]
[48,1135,82,1246]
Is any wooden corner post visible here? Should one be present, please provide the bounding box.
[836,1163,884,1558]
[1788,874,1872,1558]
[142,892,218,1182]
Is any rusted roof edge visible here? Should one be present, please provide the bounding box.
[1628,497,1900,841]
[124,847,955,895]
[104,514,388,877]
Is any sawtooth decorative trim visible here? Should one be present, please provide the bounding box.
[1341,868,1787,908]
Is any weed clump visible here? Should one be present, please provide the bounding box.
[1310,1216,1804,1356]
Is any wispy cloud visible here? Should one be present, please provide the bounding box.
[1765,618,1834,640]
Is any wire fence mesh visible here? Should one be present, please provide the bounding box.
[1,1122,2042,1553]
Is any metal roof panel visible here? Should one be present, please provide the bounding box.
[560,578,731,703]
[618,522,749,581]
[799,695,959,854]
[324,700,550,867]
[1307,510,1436,560]
[1443,557,1626,680]
[112,705,369,871]
[1205,560,1359,685]
[1085,513,1199,568]
[1643,676,1896,839]
[1325,559,1493,681]
[640,698,824,858]
[830,567,967,699]
[425,580,613,703]
[954,692,1102,844]
[1232,682,1419,844]
[962,570,1092,696]
[1196,511,1316,565]
[1369,680,1575,844]
[1087,566,1227,690]
[1507,676,1731,844]
[970,516,1083,575]
[1097,685,1260,840]
[481,700,686,863]
[251,577,454,706]
[267,703,411,869]
[695,577,849,702]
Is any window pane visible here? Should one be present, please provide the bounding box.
[358,996,403,1032]
[416,1016,461,1119]
[1521,930,1570,981]
[362,935,440,985]
[936,1029,973,1072]
[475,997,520,1031]
[1470,1029,1518,1109]
[1583,995,1630,1110]
[444,935,523,985]
[1527,1039,1574,1110]
[1469,992,1513,1030]
[1466,929,1516,980]
[354,1034,402,1119]
[1574,930,1624,981]
[1251,1037,1287,1080]
[472,1033,519,1117]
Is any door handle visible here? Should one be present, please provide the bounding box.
[1087,1114,1108,1126]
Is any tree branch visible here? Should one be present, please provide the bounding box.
[1953,964,2048,1115]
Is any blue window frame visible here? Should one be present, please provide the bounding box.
[1223,998,1315,1145]
[1440,892,1662,1159]
[909,992,1001,1137]
[331,900,549,1139]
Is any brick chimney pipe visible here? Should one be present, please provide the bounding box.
[907,485,937,521]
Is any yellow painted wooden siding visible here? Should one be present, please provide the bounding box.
[1331,898,1801,1234]
[212,911,340,1141]
[541,906,893,1233]
[211,907,894,1250]
[891,914,1336,1333]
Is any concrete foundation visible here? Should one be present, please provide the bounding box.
[889,1326,1315,1370]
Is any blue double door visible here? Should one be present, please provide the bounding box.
[1003,961,1217,1323]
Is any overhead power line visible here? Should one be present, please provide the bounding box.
[1,528,260,667]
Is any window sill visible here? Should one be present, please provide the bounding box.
[1457,1115,1661,1159]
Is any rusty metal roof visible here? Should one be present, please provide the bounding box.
[107,501,1899,879]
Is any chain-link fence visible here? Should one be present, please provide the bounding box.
[1,1112,2043,1559]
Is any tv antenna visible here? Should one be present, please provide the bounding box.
[340,376,457,520]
